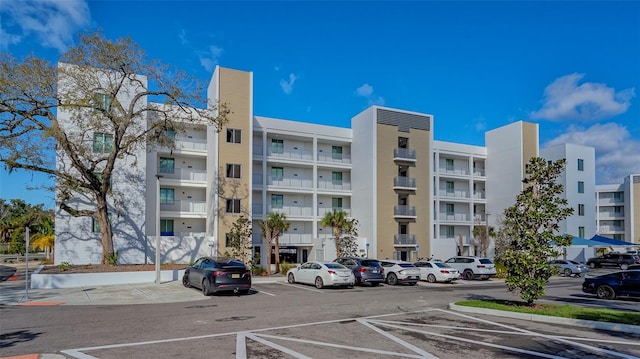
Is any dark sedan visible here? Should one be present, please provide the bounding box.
[334,257,385,286]
[182,257,251,296]
[582,270,640,300]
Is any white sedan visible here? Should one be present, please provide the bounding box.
[414,261,460,283]
[287,261,355,289]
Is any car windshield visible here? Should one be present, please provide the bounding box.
[325,263,346,269]
[399,263,415,268]
[479,259,493,264]
[568,260,580,265]
[360,260,381,267]
[434,262,450,268]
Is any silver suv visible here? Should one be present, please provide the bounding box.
[444,256,496,280]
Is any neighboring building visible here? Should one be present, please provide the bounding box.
[55,64,632,266]
[540,144,597,239]
[596,174,640,244]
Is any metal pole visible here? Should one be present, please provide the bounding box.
[155,175,162,284]
[485,213,490,257]
[23,227,30,301]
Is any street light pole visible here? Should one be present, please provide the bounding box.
[485,213,490,258]
[155,174,163,284]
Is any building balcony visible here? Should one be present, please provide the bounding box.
[393,148,417,163]
[252,233,314,245]
[268,149,313,161]
[269,206,313,217]
[318,207,352,217]
[159,231,206,239]
[438,166,470,177]
[598,212,625,220]
[438,235,469,243]
[394,234,416,245]
[598,198,624,205]
[267,176,313,189]
[394,205,416,219]
[438,189,470,199]
[160,136,207,154]
[317,180,351,191]
[439,212,470,222]
[473,168,486,177]
[393,176,416,191]
[317,152,352,164]
[598,225,625,233]
[158,167,206,182]
[160,200,206,215]
[472,191,486,199]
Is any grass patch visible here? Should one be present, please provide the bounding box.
[456,299,640,326]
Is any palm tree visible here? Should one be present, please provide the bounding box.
[472,225,496,257]
[321,209,350,258]
[259,212,290,274]
[31,210,55,260]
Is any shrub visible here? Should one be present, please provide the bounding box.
[252,266,267,276]
[104,251,118,266]
[58,262,71,271]
[279,261,297,274]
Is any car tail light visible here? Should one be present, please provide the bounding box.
[327,270,336,275]
[213,271,226,277]
[380,268,384,273]
[440,270,450,274]
[358,268,367,272]
[477,265,486,268]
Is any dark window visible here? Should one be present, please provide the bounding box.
[159,157,175,174]
[93,93,112,111]
[578,181,584,193]
[226,199,241,213]
[226,164,241,178]
[92,214,112,233]
[578,204,585,216]
[578,159,584,171]
[93,133,113,153]
[227,129,241,143]
[160,188,175,204]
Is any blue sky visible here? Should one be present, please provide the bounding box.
[1,0,639,209]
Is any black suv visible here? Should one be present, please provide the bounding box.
[334,257,385,286]
[586,252,640,270]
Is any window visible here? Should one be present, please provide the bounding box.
[446,203,454,215]
[332,171,343,185]
[577,159,584,171]
[445,159,454,171]
[332,146,343,160]
[160,219,174,236]
[226,164,241,179]
[159,157,175,174]
[226,129,241,144]
[614,206,623,213]
[612,192,622,199]
[613,234,624,240]
[92,214,112,233]
[93,133,113,153]
[578,226,585,238]
[93,93,112,111]
[271,194,283,209]
[164,129,175,141]
[271,139,284,154]
[613,220,622,227]
[332,197,342,209]
[445,226,455,238]
[271,167,283,181]
[226,199,241,213]
[160,188,175,204]
[578,181,584,193]
[446,181,454,194]
[578,204,585,216]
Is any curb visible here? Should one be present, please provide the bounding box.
[448,302,640,334]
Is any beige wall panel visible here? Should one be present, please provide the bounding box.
[634,182,640,244]
[216,68,252,253]
[411,127,432,257]
[522,122,539,173]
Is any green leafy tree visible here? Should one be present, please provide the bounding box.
[0,30,230,264]
[472,224,496,257]
[321,209,355,258]
[259,212,289,273]
[223,215,253,265]
[0,199,53,255]
[499,157,574,305]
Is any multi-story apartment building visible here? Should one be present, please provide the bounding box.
[596,174,640,243]
[54,65,634,266]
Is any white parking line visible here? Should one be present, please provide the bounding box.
[255,288,276,296]
[277,281,324,293]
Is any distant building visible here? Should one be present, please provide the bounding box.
[596,174,640,244]
[54,65,635,266]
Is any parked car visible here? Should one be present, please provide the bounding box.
[0,265,17,281]
[379,259,421,285]
[182,257,252,296]
[287,261,355,289]
[413,260,460,283]
[334,257,384,286]
[586,252,639,270]
[582,270,640,300]
[549,259,589,277]
[444,256,496,280]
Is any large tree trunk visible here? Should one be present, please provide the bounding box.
[335,235,341,258]
[274,234,280,273]
[96,197,114,264]
[265,237,272,275]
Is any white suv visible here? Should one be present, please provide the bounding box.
[379,259,421,285]
[444,256,496,280]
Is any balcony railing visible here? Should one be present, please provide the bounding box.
[438,166,470,176]
[252,233,314,245]
[160,200,206,213]
[169,136,207,152]
[318,207,352,217]
[472,191,486,199]
[394,234,416,245]
[438,235,469,242]
[598,225,625,232]
[473,168,486,176]
[394,205,416,218]
[267,176,313,189]
[269,206,313,217]
[158,167,206,182]
[394,176,416,190]
[393,148,417,162]
[317,180,351,191]
[440,212,470,222]
[438,189,470,199]
[597,198,624,205]
[598,212,625,220]
[317,152,352,164]
[268,149,313,161]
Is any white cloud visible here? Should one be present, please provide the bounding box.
[198,45,223,72]
[544,123,640,184]
[531,73,635,121]
[355,83,385,106]
[280,73,297,95]
[178,29,188,45]
[0,0,90,51]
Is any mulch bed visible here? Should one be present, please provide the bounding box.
[38,263,188,274]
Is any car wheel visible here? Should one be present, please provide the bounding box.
[427,274,437,283]
[370,282,380,287]
[387,273,398,285]
[182,274,191,288]
[463,270,474,280]
[563,268,573,277]
[202,279,211,296]
[589,262,596,269]
[315,276,324,289]
[620,263,629,270]
[596,285,616,300]
[287,273,295,284]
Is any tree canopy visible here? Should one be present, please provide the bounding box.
[321,209,358,258]
[0,30,230,263]
[498,157,574,305]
